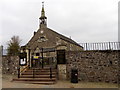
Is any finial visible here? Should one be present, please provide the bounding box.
[42,2,44,8]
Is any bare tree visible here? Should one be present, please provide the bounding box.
[7,36,22,56]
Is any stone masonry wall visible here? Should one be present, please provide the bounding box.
[66,50,119,83]
[2,56,19,75]
[58,65,67,80]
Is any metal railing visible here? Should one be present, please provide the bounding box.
[33,68,35,78]
[50,67,52,79]
[79,42,120,51]
[18,65,29,78]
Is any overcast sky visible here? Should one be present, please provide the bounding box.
[0,0,119,48]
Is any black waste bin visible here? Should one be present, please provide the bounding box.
[71,69,78,83]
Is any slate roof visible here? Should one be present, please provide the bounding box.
[25,27,82,48]
[47,28,81,47]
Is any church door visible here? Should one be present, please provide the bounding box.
[57,50,66,64]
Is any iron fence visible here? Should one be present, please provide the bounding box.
[79,42,120,51]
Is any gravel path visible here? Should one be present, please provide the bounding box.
[2,74,118,88]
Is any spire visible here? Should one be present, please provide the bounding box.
[41,2,45,18]
[39,2,47,28]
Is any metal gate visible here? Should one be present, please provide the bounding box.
[31,48,57,69]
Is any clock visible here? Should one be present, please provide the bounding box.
[40,30,44,34]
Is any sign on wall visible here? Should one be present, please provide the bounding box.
[33,56,39,59]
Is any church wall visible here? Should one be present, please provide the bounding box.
[66,50,119,83]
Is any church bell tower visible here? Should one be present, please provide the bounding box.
[39,2,47,28]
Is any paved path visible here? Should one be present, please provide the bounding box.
[2,74,118,88]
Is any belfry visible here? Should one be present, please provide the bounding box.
[39,2,47,27]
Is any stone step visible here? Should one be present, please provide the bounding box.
[29,67,54,70]
[13,68,58,85]
[20,75,56,78]
[25,69,57,72]
[13,78,56,81]
[29,81,56,84]
[12,81,56,85]
[21,72,56,75]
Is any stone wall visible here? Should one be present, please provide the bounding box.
[2,56,19,75]
[58,65,67,80]
[66,50,119,83]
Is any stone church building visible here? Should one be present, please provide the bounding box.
[19,2,83,80]
[21,3,82,69]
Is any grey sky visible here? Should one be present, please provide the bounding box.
[0,0,119,48]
